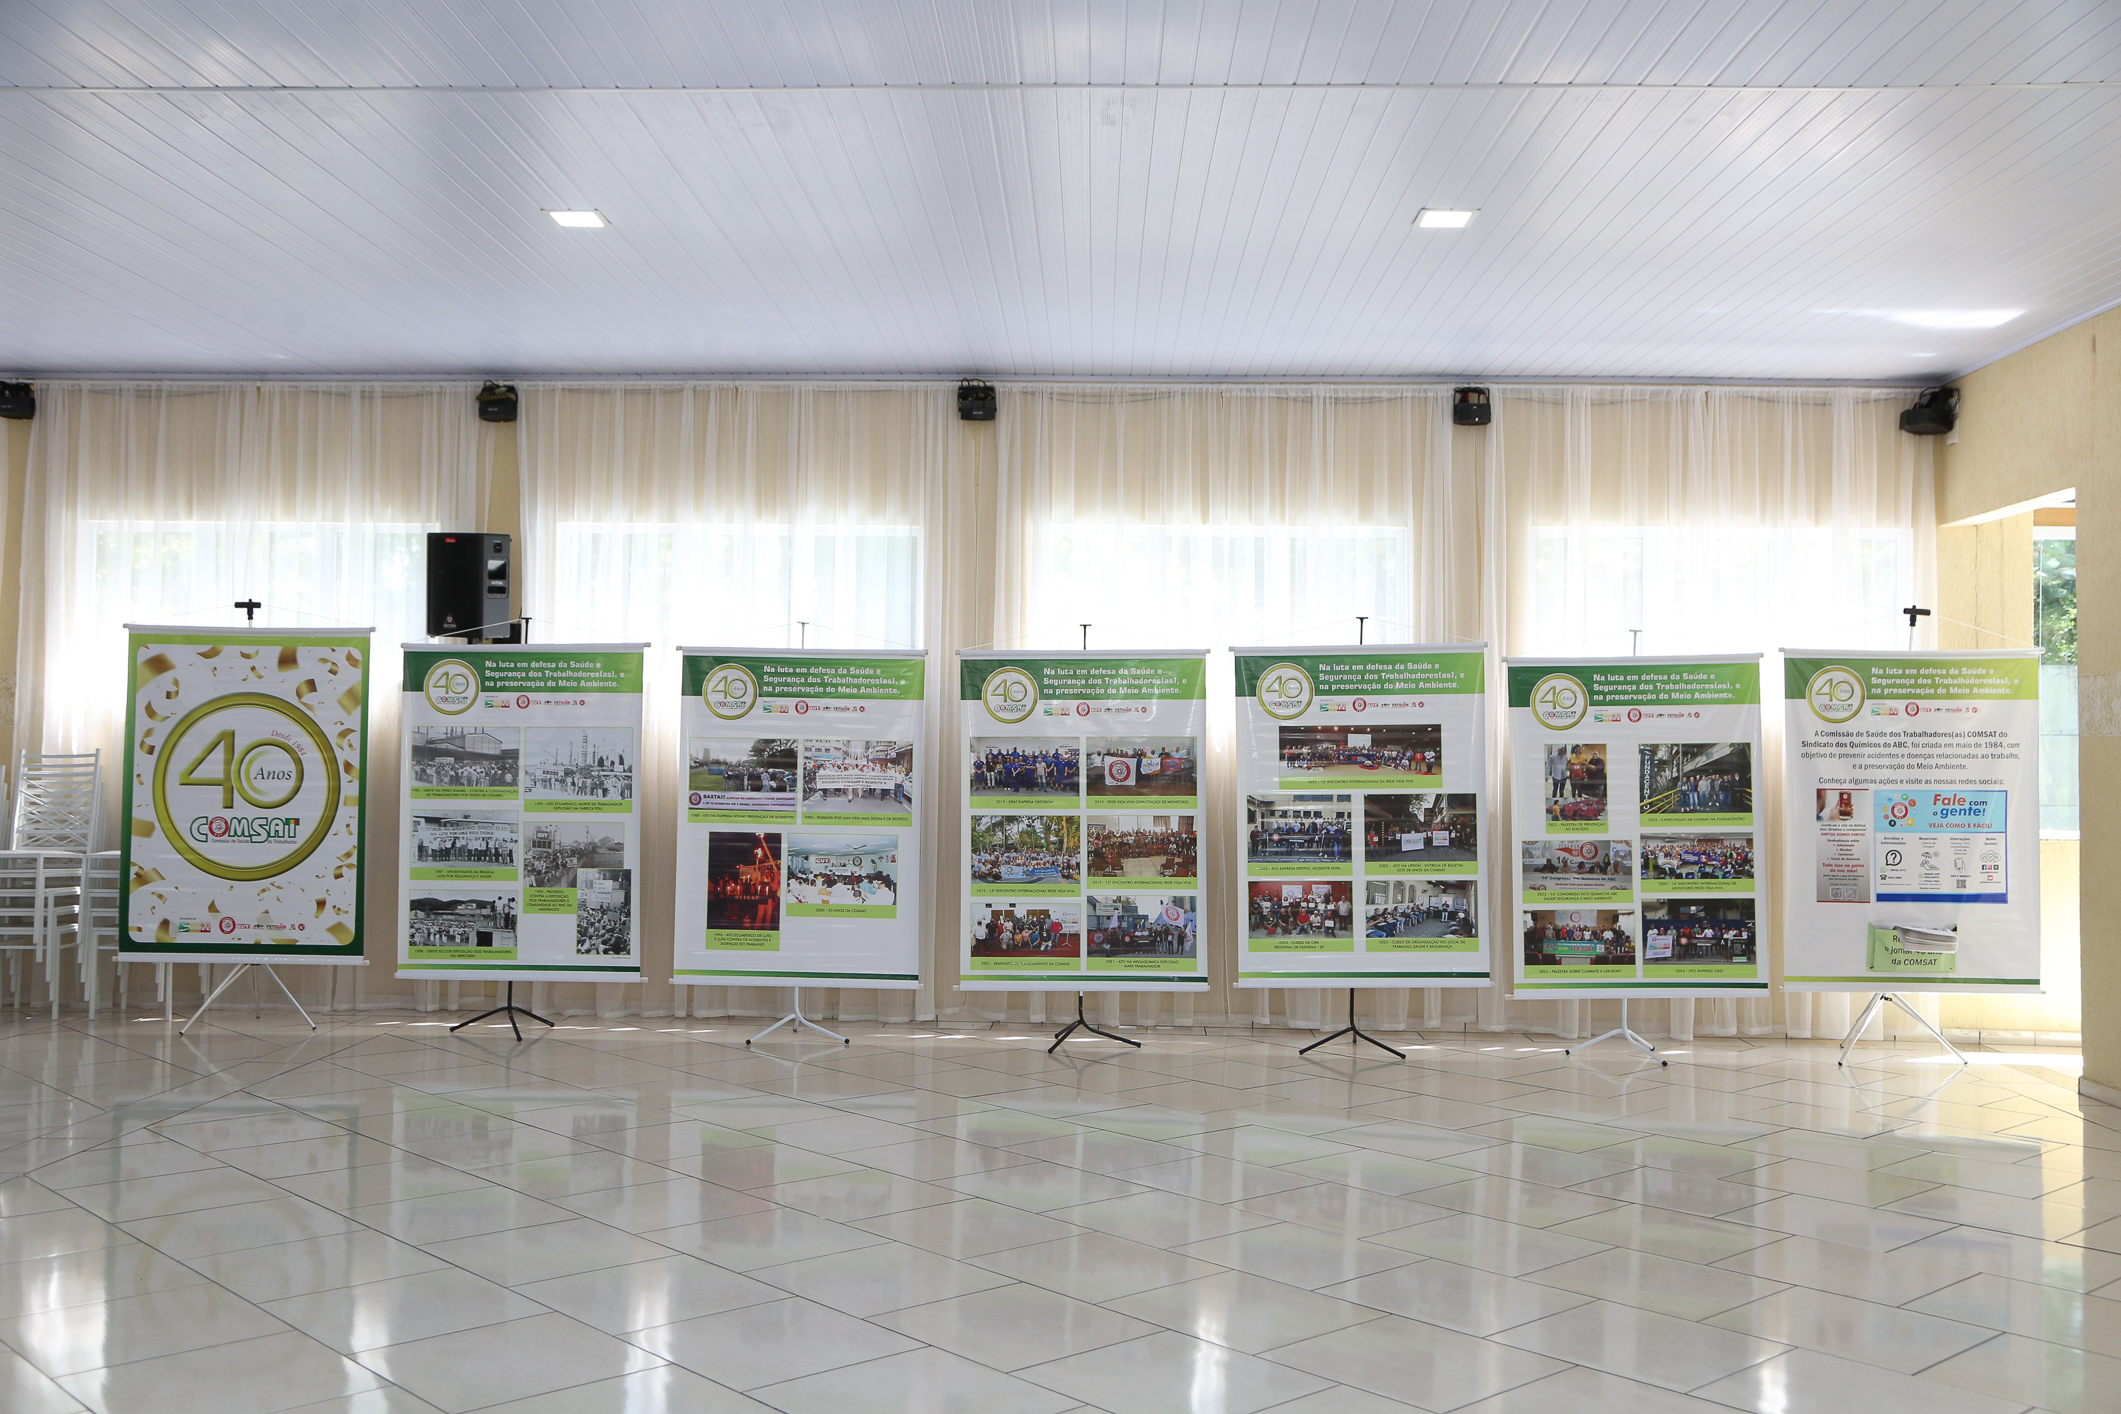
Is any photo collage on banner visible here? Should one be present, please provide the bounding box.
[959,652,1209,991]
[1509,656,1767,999]
[1782,650,2041,993]
[672,650,925,990]
[396,645,645,980]
[120,625,371,963]
[1231,647,1488,988]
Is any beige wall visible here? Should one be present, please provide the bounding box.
[1936,306,2121,1093]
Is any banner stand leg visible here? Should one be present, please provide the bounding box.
[1565,999,1666,1065]
[1049,992,1141,1054]
[748,989,848,1046]
[1837,992,1967,1067]
[1299,987,1404,1059]
[450,980,553,1043]
[179,964,317,1035]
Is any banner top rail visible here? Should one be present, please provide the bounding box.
[679,645,927,658]
[1779,646,2041,659]
[1504,653,1762,666]
[957,648,1208,659]
[130,622,374,635]
[403,641,647,652]
[1233,642,1487,655]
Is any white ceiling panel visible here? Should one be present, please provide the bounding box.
[2,1,2119,378]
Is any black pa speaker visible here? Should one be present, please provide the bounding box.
[427,533,512,640]
[1899,387,1959,436]
[1451,386,1492,426]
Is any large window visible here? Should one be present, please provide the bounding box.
[2036,513,2078,835]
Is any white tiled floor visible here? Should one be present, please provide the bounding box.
[0,1013,2110,1413]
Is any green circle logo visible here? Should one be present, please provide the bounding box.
[982,666,1038,724]
[154,691,343,882]
[423,658,479,715]
[704,663,759,720]
[1807,666,1865,723]
[1529,673,1588,731]
[1256,662,1314,720]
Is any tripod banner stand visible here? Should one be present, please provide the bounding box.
[1506,656,1768,1058]
[396,645,646,1001]
[671,648,927,1000]
[1780,650,2042,1060]
[957,650,1210,1044]
[119,625,373,1020]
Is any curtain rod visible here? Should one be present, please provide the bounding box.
[7,373,1935,390]
[6,82,2116,97]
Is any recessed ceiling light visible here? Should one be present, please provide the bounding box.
[547,210,608,229]
[1415,209,1477,229]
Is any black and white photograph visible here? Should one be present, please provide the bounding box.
[523,822,626,889]
[525,727,634,803]
[575,868,633,955]
[407,891,519,950]
[1087,894,1198,959]
[803,739,913,815]
[1086,737,1199,798]
[410,811,517,870]
[1247,794,1353,864]
[968,736,1081,801]
[1364,794,1477,863]
[409,726,519,791]
[1088,814,1198,881]
[1365,879,1477,938]
[1640,742,1753,816]
[688,737,798,809]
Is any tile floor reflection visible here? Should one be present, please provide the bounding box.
[0,1013,2108,1412]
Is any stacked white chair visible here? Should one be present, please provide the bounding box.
[0,751,103,1017]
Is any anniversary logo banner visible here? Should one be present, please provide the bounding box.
[959,651,1208,992]
[673,649,926,990]
[397,644,645,980]
[1508,656,1767,998]
[1232,646,1489,988]
[1782,650,2041,993]
[120,624,371,964]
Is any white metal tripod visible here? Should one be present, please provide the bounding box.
[180,962,316,1034]
[1565,998,1666,1065]
[1836,992,1967,1066]
[746,988,848,1045]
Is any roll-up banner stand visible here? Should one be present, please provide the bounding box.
[671,648,926,990]
[120,624,372,965]
[958,651,1209,992]
[397,644,646,981]
[1508,656,1768,999]
[1232,646,1489,988]
[1782,649,2041,994]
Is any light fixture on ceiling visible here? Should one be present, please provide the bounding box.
[546,210,608,229]
[1415,209,1477,229]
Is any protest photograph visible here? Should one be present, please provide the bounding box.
[1543,743,1608,823]
[1521,908,1635,967]
[1639,742,1752,816]
[1643,899,1757,966]
[410,811,517,871]
[523,822,626,888]
[574,868,633,955]
[968,736,1080,802]
[407,891,519,951]
[688,737,797,810]
[1247,794,1353,865]
[1520,838,1634,891]
[970,814,1081,885]
[1363,793,1476,864]
[1276,723,1441,780]
[1087,894,1197,959]
[1640,833,1754,884]
[803,739,913,815]
[410,726,519,792]
[524,726,634,803]
[1086,737,1199,799]
[1088,814,1198,882]
[787,835,899,908]
[1364,879,1476,939]
[969,903,1080,957]
[707,831,782,932]
[1246,880,1353,940]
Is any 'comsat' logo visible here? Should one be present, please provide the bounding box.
[189,816,304,843]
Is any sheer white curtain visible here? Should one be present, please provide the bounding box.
[518,383,962,1020]
[1490,386,1935,1045]
[16,381,485,1008]
[991,385,1465,1029]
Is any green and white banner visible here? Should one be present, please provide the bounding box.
[397,644,644,980]
[1232,647,1488,988]
[959,652,1208,991]
[1782,650,2041,993]
[1508,656,1767,998]
[673,649,925,989]
[119,624,371,964]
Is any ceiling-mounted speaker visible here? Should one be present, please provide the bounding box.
[477,382,518,423]
[957,379,997,422]
[1451,386,1492,426]
[0,382,34,420]
[1899,387,1958,436]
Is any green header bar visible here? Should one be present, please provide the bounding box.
[404,649,643,694]
[683,654,925,701]
[1234,652,1483,697]
[1783,655,2038,701]
[958,657,1206,701]
[136,632,366,649]
[1508,660,1758,708]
